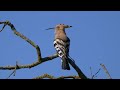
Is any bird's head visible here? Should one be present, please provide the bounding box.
[46,24,72,30]
[56,24,72,30]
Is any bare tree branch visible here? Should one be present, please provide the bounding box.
[57,75,80,79]
[33,74,80,79]
[0,54,58,70]
[90,67,93,78]
[100,63,112,79]
[92,68,101,79]
[0,21,58,70]
[0,21,87,79]
[6,61,18,79]
[33,74,55,79]
[68,58,87,79]
[0,24,6,32]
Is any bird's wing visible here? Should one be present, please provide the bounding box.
[53,38,70,58]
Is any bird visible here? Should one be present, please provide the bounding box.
[47,24,72,70]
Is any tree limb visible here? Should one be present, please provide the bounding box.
[0,21,58,70]
[0,21,87,79]
[68,58,87,79]
[0,54,58,70]
[57,75,80,79]
[92,68,101,79]
[100,63,112,79]
[33,74,80,79]
[33,74,55,79]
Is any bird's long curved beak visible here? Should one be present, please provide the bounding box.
[46,25,72,30]
[46,28,55,30]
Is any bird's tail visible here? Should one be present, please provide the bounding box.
[61,57,70,70]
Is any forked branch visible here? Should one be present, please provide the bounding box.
[0,21,87,79]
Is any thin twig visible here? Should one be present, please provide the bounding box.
[92,68,101,79]
[90,67,93,78]
[13,61,18,76]
[100,63,112,79]
[7,71,15,79]
[7,61,18,79]
[0,24,6,32]
[7,70,15,79]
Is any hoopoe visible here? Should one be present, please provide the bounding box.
[47,24,72,70]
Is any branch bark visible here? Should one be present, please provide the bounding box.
[100,63,112,79]
[68,58,87,79]
[33,74,80,79]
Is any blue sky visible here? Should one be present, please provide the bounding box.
[0,11,120,79]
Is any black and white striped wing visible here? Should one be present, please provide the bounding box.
[53,38,70,58]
